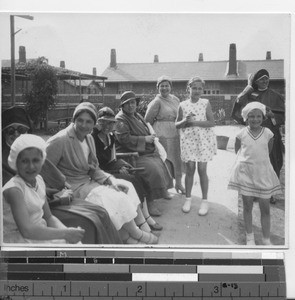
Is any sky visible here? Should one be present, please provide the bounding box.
[0,13,291,76]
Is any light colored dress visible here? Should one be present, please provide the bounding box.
[228,127,282,199]
[2,175,66,244]
[179,98,217,162]
[45,124,139,231]
[145,94,182,181]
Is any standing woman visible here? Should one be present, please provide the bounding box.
[145,75,185,194]
[115,91,173,217]
[175,77,217,215]
[44,102,158,244]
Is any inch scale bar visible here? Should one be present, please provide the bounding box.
[0,280,286,298]
[0,251,286,299]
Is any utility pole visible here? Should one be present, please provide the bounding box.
[10,14,34,106]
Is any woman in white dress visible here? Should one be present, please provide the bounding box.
[228,102,282,245]
[175,76,217,216]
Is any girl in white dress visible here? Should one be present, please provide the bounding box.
[2,134,85,244]
[228,102,282,245]
[176,76,217,215]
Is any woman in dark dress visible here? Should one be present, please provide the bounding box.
[115,91,173,217]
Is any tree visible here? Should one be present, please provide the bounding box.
[24,57,58,131]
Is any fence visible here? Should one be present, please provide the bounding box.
[1,93,238,125]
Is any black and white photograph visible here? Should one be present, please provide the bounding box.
[0,12,290,247]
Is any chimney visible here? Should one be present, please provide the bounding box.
[60,61,65,68]
[19,46,26,63]
[93,67,97,76]
[110,49,117,68]
[154,55,159,63]
[266,51,271,60]
[228,43,237,76]
[198,53,203,62]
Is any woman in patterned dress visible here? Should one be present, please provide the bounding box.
[175,77,217,215]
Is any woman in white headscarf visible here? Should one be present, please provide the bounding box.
[228,102,282,246]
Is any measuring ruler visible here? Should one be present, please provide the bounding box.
[0,250,286,299]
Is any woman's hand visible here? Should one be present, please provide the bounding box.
[119,166,130,175]
[105,176,129,194]
[185,112,195,126]
[64,227,85,244]
[145,134,156,144]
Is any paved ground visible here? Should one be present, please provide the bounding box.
[39,124,285,247]
[152,125,286,247]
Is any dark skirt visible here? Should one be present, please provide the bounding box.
[135,153,173,201]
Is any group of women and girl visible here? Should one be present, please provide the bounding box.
[2,68,285,246]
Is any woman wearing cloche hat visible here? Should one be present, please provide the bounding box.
[115,91,173,217]
[91,106,163,231]
[44,102,158,244]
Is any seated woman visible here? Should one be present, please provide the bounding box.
[2,106,122,244]
[43,102,158,244]
[3,134,85,244]
[115,91,173,216]
[91,106,163,231]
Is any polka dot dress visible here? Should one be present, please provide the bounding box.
[179,98,217,162]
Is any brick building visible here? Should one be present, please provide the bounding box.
[101,43,285,119]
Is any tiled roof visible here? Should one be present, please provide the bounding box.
[2,58,36,67]
[102,59,284,82]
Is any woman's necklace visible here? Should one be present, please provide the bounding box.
[25,180,38,192]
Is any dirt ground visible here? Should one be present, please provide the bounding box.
[152,125,286,247]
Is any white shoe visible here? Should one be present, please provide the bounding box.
[198,200,209,216]
[182,199,191,213]
[246,232,256,245]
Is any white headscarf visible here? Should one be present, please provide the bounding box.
[8,134,47,171]
[241,102,266,122]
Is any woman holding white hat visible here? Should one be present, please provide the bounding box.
[115,91,173,217]
[44,102,158,244]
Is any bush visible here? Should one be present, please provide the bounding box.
[24,57,58,129]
